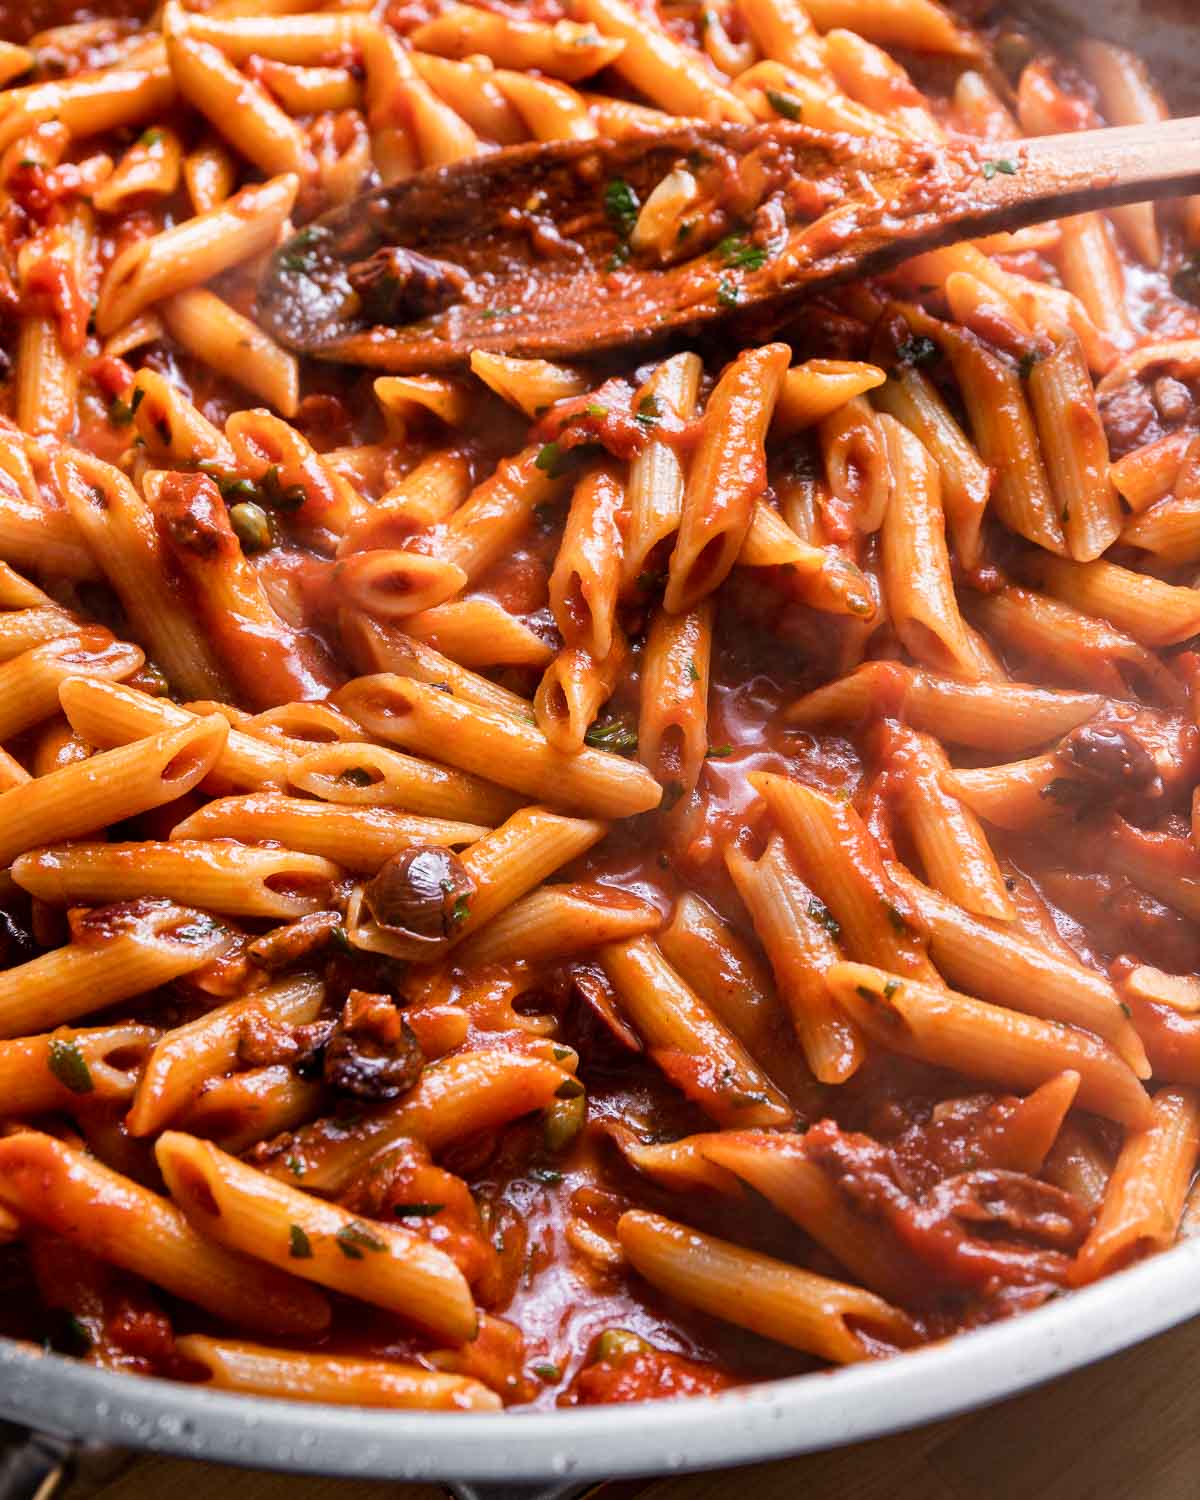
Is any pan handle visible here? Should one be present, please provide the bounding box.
[0,1426,128,1500]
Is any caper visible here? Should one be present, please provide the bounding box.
[543,1091,586,1152]
[592,1329,650,1364]
[228,500,272,553]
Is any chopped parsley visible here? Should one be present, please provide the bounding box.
[335,1221,387,1259]
[981,158,1018,180]
[766,88,803,121]
[535,440,564,476]
[555,1077,585,1100]
[716,235,767,272]
[716,277,740,309]
[882,900,908,934]
[139,128,164,148]
[585,402,608,418]
[635,393,661,427]
[392,1202,444,1217]
[686,657,700,682]
[529,1166,563,1185]
[288,1224,313,1259]
[285,1156,306,1177]
[606,240,631,272]
[278,223,329,274]
[47,1038,93,1095]
[450,894,471,925]
[584,715,638,754]
[480,307,517,320]
[1018,350,1043,379]
[807,899,840,939]
[108,395,135,426]
[895,335,939,370]
[883,978,900,999]
[1119,1001,1133,1019]
[603,177,640,238]
[706,744,733,758]
[531,1361,561,1382]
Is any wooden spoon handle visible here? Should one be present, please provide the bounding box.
[988,115,1200,223]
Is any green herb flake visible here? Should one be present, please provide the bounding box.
[606,240,631,272]
[392,1202,444,1218]
[531,1361,561,1382]
[1119,1001,1133,1018]
[585,402,608,418]
[529,1166,563,1184]
[480,306,517,321]
[882,900,909,934]
[981,157,1017,180]
[686,657,700,682]
[807,899,840,939]
[766,87,803,121]
[895,335,939,370]
[108,395,135,425]
[450,894,471,925]
[335,1221,387,1259]
[535,441,564,476]
[139,128,164,148]
[716,234,767,272]
[716,277,740,309]
[584,715,638,754]
[706,744,733,758]
[555,1077,585,1100]
[278,223,330,274]
[603,177,640,238]
[855,984,880,1002]
[285,1155,305,1177]
[288,1223,313,1259]
[636,393,661,427]
[47,1037,93,1095]
[1018,349,1043,379]
[552,1045,572,1061]
[883,978,900,998]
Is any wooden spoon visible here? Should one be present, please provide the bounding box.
[257,117,1200,371]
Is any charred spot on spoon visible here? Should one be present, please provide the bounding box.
[347,246,472,325]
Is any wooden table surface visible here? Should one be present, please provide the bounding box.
[59,1311,1200,1500]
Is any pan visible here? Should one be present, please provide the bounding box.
[0,0,1197,1496]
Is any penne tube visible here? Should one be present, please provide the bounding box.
[1057,212,1135,346]
[638,600,712,803]
[58,676,292,792]
[621,352,702,590]
[340,614,535,721]
[184,138,237,214]
[1071,1087,1200,1286]
[725,836,864,1085]
[774,361,886,437]
[53,451,231,701]
[1077,39,1164,268]
[942,325,1066,554]
[412,53,526,144]
[785,661,1104,752]
[128,974,324,1137]
[347,806,606,960]
[433,444,566,584]
[699,1131,924,1305]
[604,1125,743,1198]
[667,344,789,613]
[157,1132,476,1343]
[617,1210,918,1362]
[253,60,361,114]
[799,0,974,52]
[831,962,1153,1129]
[534,632,627,753]
[888,728,1014,921]
[0,62,175,157]
[752,772,938,981]
[0,1131,330,1338]
[1122,490,1200,563]
[550,462,624,659]
[333,549,467,622]
[412,7,624,81]
[362,23,477,175]
[941,752,1069,834]
[1027,337,1121,561]
[738,502,876,617]
[222,408,365,541]
[288,741,520,825]
[873,366,991,568]
[468,353,588,419]
[599,935,793,1127]
[822,28,942,139]
[401,596,553,669]
[888,865,1150,1075]
[0,629,142,741]
[492,70,598,141]
[818,394,891,534]
[335,673,662,818]
[0,898,233,1037]
[175,1336,500,1411]
[879,416,997,681]
[159,289,299,417]
[0,1022,157,1116]
[12,841,338,919]
[259,1046,574,1192]
[338,450,474,555]
[91,123,183,214]
[0,714,227,868]
[1025,554,1200,648]
[1109,429,1193,514]
[579,0,752,121]
[171,793,486,874]
[737,0,826,73]
[96,172,298,336]
[130,368,238,470]
[455,882,660,968]
[167,9,366,64]
[177,1065,326,1154]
